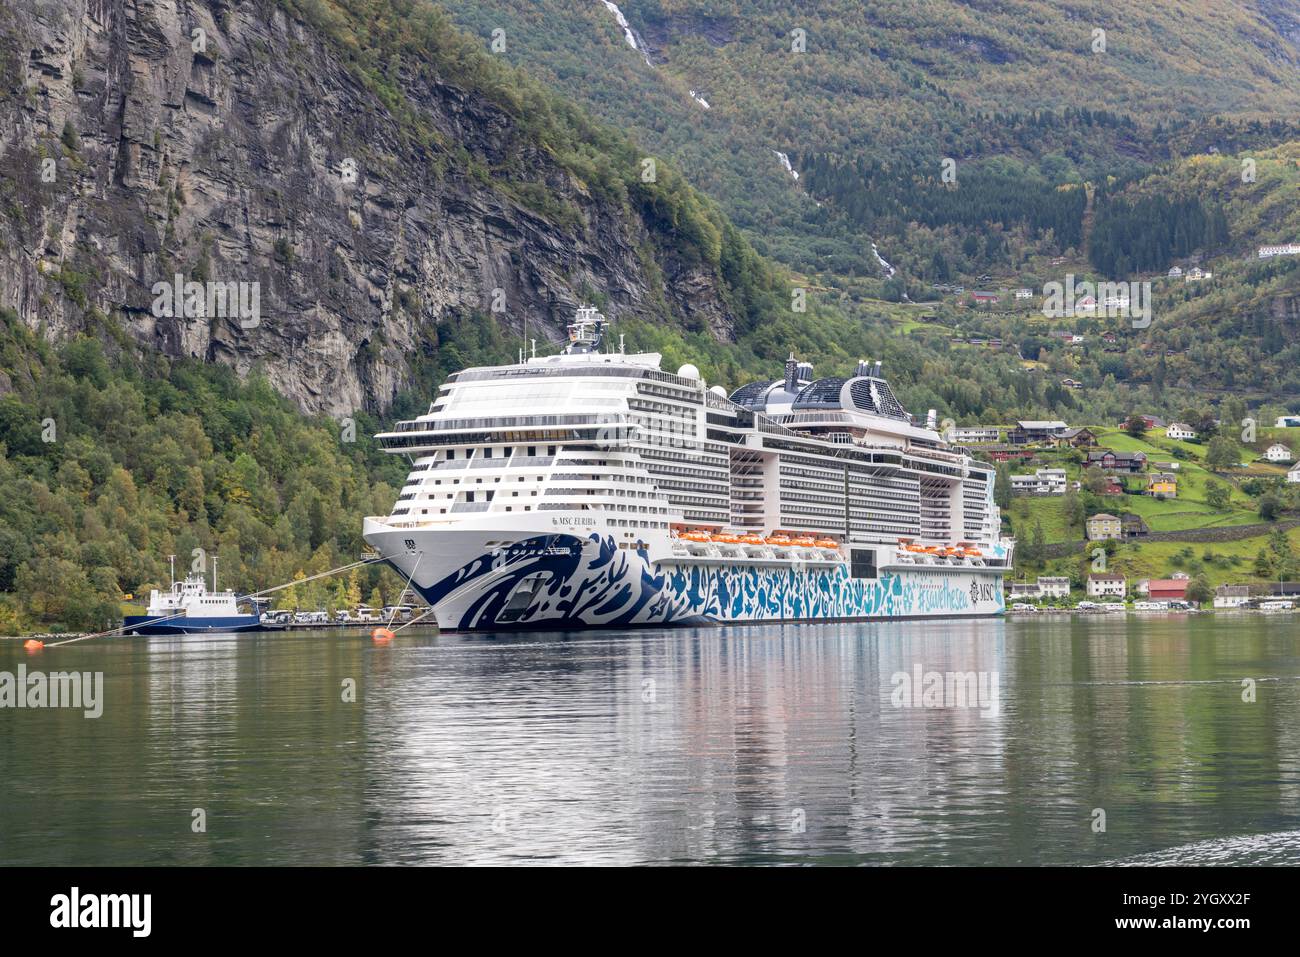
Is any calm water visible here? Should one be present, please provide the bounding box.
[3,615,1300,866]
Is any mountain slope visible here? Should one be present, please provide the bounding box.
[445,1,1300,279]
[0,0,788,415]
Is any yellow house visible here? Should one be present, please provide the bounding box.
[1147,472,1177,498]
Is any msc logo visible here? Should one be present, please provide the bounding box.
[970,581,997,603]
[403,539,416,552]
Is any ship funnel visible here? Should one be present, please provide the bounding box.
[784,352,798,393]
[856,359,871,377]
[926,409,938,430]
[873,360,883,378]
[796,361,814,384]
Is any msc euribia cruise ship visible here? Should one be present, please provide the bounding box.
[363,307,1013,630]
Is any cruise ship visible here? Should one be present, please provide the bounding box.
[363,307,1013,630]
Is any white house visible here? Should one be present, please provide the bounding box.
[1276,415,1300,429]
[1184,267,1210,282]
[1258,243,1300,259]
[1087,575,1127,598]
[1010,468,1068,496]
[1167,266,1183,278]
[1166,423,1197,440]
[1265,443,1292,463]
[1014,288,1033,300]
[946,426,1002,444]
[1214,585,1251,609]
[1038,576,1071,599]
[1008,582,1042,599]
[1288,463,1300,484]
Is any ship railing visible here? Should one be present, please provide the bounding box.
[450,502,491,513]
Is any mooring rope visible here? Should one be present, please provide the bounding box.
[386,552,424,630]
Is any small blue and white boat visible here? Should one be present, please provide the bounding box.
[124,558,260,635]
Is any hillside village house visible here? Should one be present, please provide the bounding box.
[1258,243,1300,258]
[1087,574,1127,598]
[1086,513,1123,540]
[1055,427,1098,448]
[1184,267,1210,282]
[1038,577,1071,599]
[1148,579,1189,602]
[1010,468,1068,496]
[1008,582,1043,599]
[1265,443,1292,463]
[1008,576,1069,600]
[1276,415,1300,428]
[1008,420,1069,445]
[1289,463,1300,484]
[1118,414,1166,430]
[1214,585,1252,609]
[1087,449,1148,472]
[946,426,1002,444]
[981,445,1034,463]
[1166,423,1197,440]
[1015,288,1033,300]
[1167,266,1183,278]
[1147,472,1178,498]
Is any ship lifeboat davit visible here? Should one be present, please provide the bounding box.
[370,627,395,644]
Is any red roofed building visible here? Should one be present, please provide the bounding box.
[1147,579,1188,601]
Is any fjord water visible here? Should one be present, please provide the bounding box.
[3,615,1299,866]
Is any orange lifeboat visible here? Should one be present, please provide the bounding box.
[766,533,792,546]
[963,548,983,558]
[792,536,817,548]
[814,538,839,549]
[712,533,741,545]
[739,533,765,546]
[682,530,711,544]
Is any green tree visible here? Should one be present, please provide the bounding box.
[1205,436,1238,471]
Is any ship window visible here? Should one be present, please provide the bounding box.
[850,549,877,579]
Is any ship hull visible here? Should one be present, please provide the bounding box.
[123,614,262,635]
[363,521,1005,632]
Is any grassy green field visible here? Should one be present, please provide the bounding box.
[1006,425,1272,546]
[1034,527,1300,591]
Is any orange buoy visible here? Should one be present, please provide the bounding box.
[370,627,395,644]
[23,639,44,652]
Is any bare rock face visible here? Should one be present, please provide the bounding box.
[0,0,737,415]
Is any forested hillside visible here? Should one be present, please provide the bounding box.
[445,1,1300,280]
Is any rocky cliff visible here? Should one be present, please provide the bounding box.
[0,0,739,414]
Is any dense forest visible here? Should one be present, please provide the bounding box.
[0,308,410,633]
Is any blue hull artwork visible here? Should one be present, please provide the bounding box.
[406,534,1006,631]
[123,614,262,635]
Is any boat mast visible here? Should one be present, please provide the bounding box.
[168,554,175,586]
